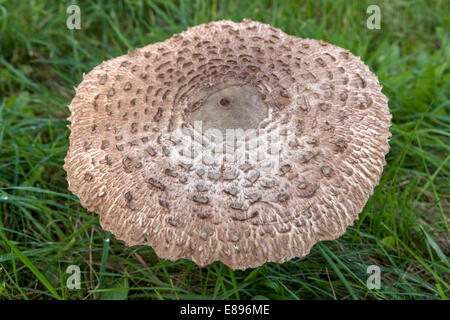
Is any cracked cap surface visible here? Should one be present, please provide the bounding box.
[64,19,391,270]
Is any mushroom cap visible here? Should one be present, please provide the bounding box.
[64,19,391,270]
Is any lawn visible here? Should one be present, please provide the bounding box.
[0,0,448,300]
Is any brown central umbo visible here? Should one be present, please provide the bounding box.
[187,85,269,134]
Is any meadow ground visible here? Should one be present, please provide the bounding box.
[0,0,448,299]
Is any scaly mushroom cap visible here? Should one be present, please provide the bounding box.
[64,19,391,270]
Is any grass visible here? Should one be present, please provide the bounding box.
[0,0,448,300]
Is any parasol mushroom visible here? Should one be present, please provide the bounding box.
[64,19,391,270]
